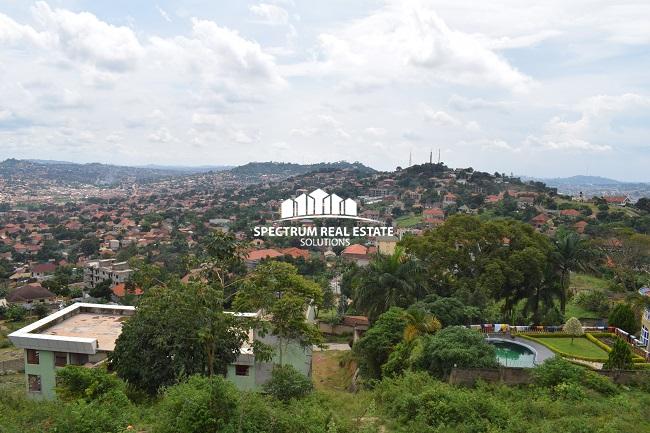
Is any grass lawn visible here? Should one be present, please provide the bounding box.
[570,272,610,292]
[537,336,609,359]
[395,214,423,228]
[564,299,600,319]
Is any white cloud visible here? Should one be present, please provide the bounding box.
[423,105,479,130]
[448,95,512,112]
[32,1,144,72]
[525,93,650,152]
[249,3,289,25]
[148,127,176,143]
[297,0,532,92]
[156,5,172,23]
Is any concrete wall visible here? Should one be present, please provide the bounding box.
[23,349,57,399]
[448,367,650,387]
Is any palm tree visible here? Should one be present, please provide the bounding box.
[354,247,425,321]
[403,308,441,342]
[553,231,593,313]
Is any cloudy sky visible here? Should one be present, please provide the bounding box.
[1,1,649,180]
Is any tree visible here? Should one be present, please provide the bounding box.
[553,231,593,313]
[262,364,313,402]
[5,304,26,322]
[608,303,638,334]
[413,326,498,378]
[234,261,323,365]
[353,247,424,321]
[604,338,634,370]
[353,307,407,379]
[89,279,113,300]
[111,282,248,394]
[79,237,100,257]
[32,303,49,319]
[403,308,441,343]
[636,197,650,213]
[563,317,584,343]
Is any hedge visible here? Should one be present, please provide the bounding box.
[518,333,646,363]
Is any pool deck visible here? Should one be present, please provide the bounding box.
[486,334,555,365]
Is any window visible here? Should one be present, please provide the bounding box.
[235,365,250,376]
[28,374,41,393]
[54,352,67,367]
[69,353,89,365]
[26,349,39,365]
[642,326,649,346]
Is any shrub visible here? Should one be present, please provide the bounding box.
[532,358,584,388]
[604,338,634,370]
[552,382,585,400]
[574,290,610,316]
[156,375,239,433]
[5,304,26,322]
[263,364,313,402]
[413,326,498,378]
[56,366,125,402]
[563,317,584,342]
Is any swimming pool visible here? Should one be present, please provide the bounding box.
[489,340,536,368]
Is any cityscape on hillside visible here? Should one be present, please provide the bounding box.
[2,1,650,432]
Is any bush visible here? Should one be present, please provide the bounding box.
[156,375,239,433]
[5,304,26,322]
[263,364,313,402]
[574,290,610,316]
[604,338,634,370]
[56,366,125,402]
[413,326,498,378]
[532,358,584,388]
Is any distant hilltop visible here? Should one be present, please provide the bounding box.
[229,161,376,178]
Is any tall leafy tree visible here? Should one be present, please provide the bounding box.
[234,261,323,365]
[553,231,593,313]
[353,247,425,321]
[111,281,248,394]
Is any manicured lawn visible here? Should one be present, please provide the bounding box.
[537,337,609,359]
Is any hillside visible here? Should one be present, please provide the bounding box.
[0,159,190,186]
[229,161,376,180]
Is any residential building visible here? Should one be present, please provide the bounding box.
[84,259,133,289]
[6,284,56,307]
[9,304,314,397]
[603,195,631,207]
[30,262,56,280]
[8,303,136,399]
[376,236,399,255]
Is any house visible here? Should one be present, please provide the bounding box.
[530,213,551,229]
[84,259,134,289]
[603,195,631,206]
[376,236,399,255]
[422,208,445,221]
[341,244,370,266]
[442,193,457,208]
[574,220,588,234]
[560,209,581,218]
[9,303,315,398]
[30,262,56,280]
[8,303,136,399]
[111,283,144,301]
[245,248,284,268]
[6,284,56,307]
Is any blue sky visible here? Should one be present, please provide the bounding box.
[1,1,649,180]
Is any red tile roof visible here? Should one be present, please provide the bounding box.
[342,244,368,256]
[246,248,284,261]
[112,283,143,298]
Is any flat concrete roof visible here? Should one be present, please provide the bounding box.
[9,303,135,354]
[40,313,128,351]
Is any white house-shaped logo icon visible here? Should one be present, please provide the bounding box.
[280,188,360,220]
